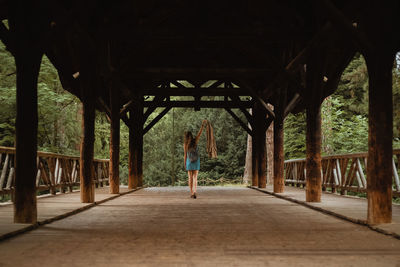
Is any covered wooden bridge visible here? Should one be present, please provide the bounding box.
[0,0,399,228]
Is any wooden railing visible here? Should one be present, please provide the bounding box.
[284,149,400,198]
[0,146,109,197]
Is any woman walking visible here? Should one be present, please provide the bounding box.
[184,120,207,199]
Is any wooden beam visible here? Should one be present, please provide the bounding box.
[0,21,14,56]
[261,23,332,97]
[143,107,172,135]
[274,87,287,193]
[119,99,134,117]
[98,98,111,118]
[284,93,301,117]
[121,113,130,127]
[143,100,253,109]
[224,108,253,136]
[139,87,250,96]
[314,0,373,53]
[128,95,144,189]
[80,94,95,203]
[143,96,167,121]
[365,50,394,224]
[109,87,120,194]
[304,47,327,203]
[13,29,42,224]
[306,103,322,202]
[126,68,272,77]
[239,81,275,119]
[228,95,254,126]
[252,102,267,188]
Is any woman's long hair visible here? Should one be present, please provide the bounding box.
[184,131,196,149]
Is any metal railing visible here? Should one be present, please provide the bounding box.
[284,149,400,198]
[0,146,109,197]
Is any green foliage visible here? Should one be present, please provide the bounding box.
[141,99,247,186]
[284,53,399,158]
[284,112,306,159]
[321,96,368,154]
[0,37,82,155]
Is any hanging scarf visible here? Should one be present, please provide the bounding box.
[205,120,217,158]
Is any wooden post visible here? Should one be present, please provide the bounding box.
[109,87,120,194]
[12,28,43,224]
[304,49,325,203]
[128,95,144,189]
[252,102,267,188]
[273,89,286,193]
[365,51,394,224]
[80,93,95,203]
[306,103,322,202]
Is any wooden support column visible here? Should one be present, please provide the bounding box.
[252,102,267,188]
[273,88,286,193]
[306,103,322,202]
[109,87,120,194]
[128,95,144,189]
[304,46,326,203]
[80,91,95,203]
[12,25,43,224]
[365,51,394,224]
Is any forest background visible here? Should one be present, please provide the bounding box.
[1,39,400,186]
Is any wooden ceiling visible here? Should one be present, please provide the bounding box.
[2,0,397,115]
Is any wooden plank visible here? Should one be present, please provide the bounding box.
[335,159,342,186]
[5,167,14,189]
[35,169,41,187]
[357,158,367,189]
[0,154,9,189]
[39,161,50,186]
[393,158,400,191]
[347,159,357,187]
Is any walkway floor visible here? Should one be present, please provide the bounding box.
[0,186,133,239]
[0,186,399,266]
[252,185,400,237]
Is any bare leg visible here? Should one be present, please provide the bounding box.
[193,170,199,195]
[188,171,193,195]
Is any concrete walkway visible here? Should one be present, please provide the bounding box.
[252,185,400,238]
[0,186,399,266]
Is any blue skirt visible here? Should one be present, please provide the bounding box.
[186,157,200,171]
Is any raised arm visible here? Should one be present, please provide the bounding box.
[195,120,207,144]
